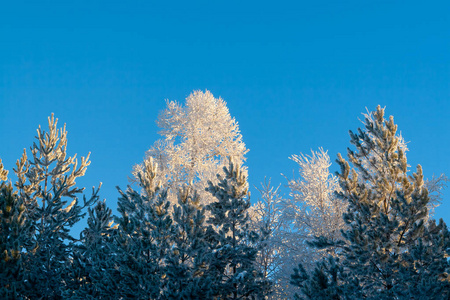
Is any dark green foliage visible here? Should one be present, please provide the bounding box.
[163,185,212,299]
[291,106,450,299]
[1,115,98,299]
[113,157,176,298]
[205,159,271,299]
[291,257,348,300]
[66,200,120,299]
[0,178,33,299]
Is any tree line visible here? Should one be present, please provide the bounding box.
[1,91,449,299]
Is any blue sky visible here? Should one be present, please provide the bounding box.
[1,1,449,234]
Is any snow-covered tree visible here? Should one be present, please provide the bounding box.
[0,159,7,181]
[249,179,307,299]
[67,200,119,299]
[164,185,212,298]
[134,90,248,208]
[114,157,176,298]
[11,114,99,299]
[0,160,33,298]
[205,159,271,299]
[425,173,449,218]
[284,148,346,259]
[291,106,450,299]
[249,180,284,284]
[250,149,345,299]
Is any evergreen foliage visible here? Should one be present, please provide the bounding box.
[0,163,33,299]
[1,105,448,299]
[205,159,271,299]
[1,115,99,299]
[114,157,175,298]
[66,200,119,299]
[164,185,211,298]
[291,106,450,299]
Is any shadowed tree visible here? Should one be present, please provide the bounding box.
[291,106,450,299]
[11,114,99,299]
[205,159,271,299]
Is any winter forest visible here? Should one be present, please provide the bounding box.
[1,90,449,299]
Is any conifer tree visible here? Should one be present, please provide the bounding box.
[0,160,33,299]
[205,159,271,299]
[66,200,119,299]
[11,114,99,299]
[114,157,176,298]
[164,185,212,298]
[291,106,450,299]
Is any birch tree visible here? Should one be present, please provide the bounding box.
[134,90,248,208]
[284,148,347,259]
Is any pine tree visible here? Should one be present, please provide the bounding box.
[291,106,450,299]
[12,114,99,299]
[164,185,212,298]
[205,159,271,299]
[0,160,33,299]
[66,200,119,299]
[114,157,176,298]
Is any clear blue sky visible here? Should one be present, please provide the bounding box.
[1,1,449,235]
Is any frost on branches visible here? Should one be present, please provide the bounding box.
[134,90,248,208]
[1,114,99,299]
[247,149,346,299]
[285,148,346,258]
[291,106,450,300]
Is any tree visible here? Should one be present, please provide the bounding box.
[250,149,345,299]
[246,149,346,299]
[291,106,450,299]
[284,148,346,260]
[134,90,248,208]
[248,180,288,299]
[11,114,99,299]
[0,160,33,298]
[66,200,119,299]
[205,159,271,299]
[164,185,212,299]
[114,157,176,298]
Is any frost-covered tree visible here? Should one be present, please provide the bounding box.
[424,173,449,218]
[11,114,99,299]
[164,185,212,298]
[248,180,288,299]
[0,159,7,181]
[284,148,346,260]
[249,181,283,279]
[114,157,176,298]
[134,90,248,208]
[205,159,271,299]
[291,106,450,299]
[67,200,119,299]
[0,160,33,298]
[251,149,345,299]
